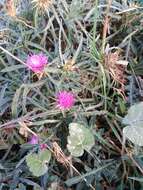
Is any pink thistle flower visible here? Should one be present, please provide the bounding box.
[56,91,75,110]
[26,53,48,73]
[29,135,39,145]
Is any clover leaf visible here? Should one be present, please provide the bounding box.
[26,149,51,177]
[67,123,94,157]
[123,102,143,146]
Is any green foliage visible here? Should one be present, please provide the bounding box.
[123,102,143,126]
[123,102,143,146]
[0,0,143,189]
[14,183,26,190]
[123,125,143,146]
[26,149,51,177]
[67,123,94,157]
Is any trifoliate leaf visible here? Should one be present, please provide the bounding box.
[67,123,94,157]
[26,149,51,177]
[123,102,143,126]
[123,125,143,146]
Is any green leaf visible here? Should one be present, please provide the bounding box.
[123,102,143,126]
[26,154,46,177]
[128,177,143,182]
[67,123,94,157]
[83,127,95,151]
[39,149,51,163]
[122,102,143,146]
[123,125,143,146]
[26,149,51,177]
[67,142,84,157]
[65,162,112,186]
[12,85,23,118]
[1,65,26,72]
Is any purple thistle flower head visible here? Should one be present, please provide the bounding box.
[29,135,39,145]
[26,53,48,73]
[56,91,75,110]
